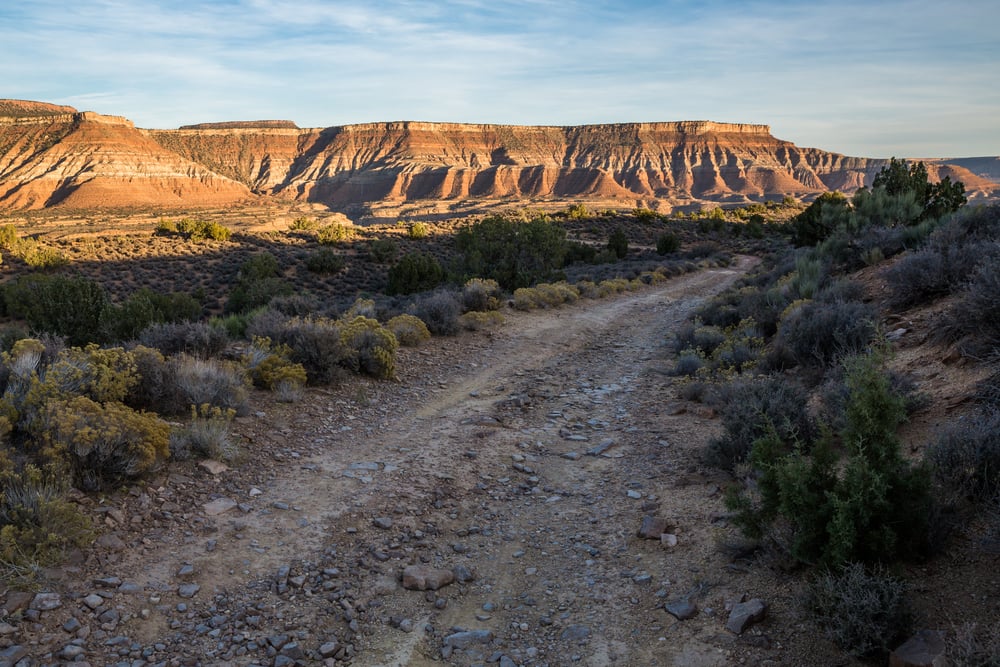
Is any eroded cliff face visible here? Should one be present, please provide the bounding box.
[0,100,994,212]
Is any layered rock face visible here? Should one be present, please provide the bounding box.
[0,100,994,212]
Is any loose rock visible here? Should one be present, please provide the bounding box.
[402,565,455,591]
[726,598,767,634]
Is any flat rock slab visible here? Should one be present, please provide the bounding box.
[402,565,454,591]
[638,516,670,539]
[203,497,238,516]
[198,460,228,475]
[890,629,946,667]
[444,629,494,649]
[30,593,62,611]
[726,598,767,634]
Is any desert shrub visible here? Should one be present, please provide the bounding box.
[274,378,304,403]
[814,279,865,304]
[342,298,378,320]
[138,321,228,358]
[672,322,726,356]
[104,288,202,342]
[564,240,598,265]
[927,409,1000,503]
[806,563,911,658]
[945,254,1000,348]
[268,293,319,316]
[42,345,138,404]
[242,337,308,391]
[672,349,705,377]
[706,376,813,471]
[339,316,398,379]
[513,287,544,311]
[172,355,250,415]
[387,252,445,295]
[386,314,431,346]
[259,316,349,385]
[788,255,826,300]
[0,224,18,250]
[367,238,398,263]
[885,242,999,309]
[455,215,568,290]
[408,222,430,239]
[727,350,932,566]
[685,242,720,260]
[656,232,681,255]
[226,276,294,314]
[305,248,346,274]
[597,278,629,296]
[169,404,236,461]
[976,370,1000,409]
[4,274,108,345]
[461,278,503,312]
[634,207,658,223]
[458,310,505,331]
[0,465,93,573]
[288,216,318,232]
[410,291,461,336]
[946,622,1000,667]
[566,203,588,219]
[316,222,355,245]
[607,228,628,259]
[126,345,175,412]
[18,240,68,270]
[239,252,280,281]
[37,396,170,490]
[173,218,231,242]
[772,299,876,370]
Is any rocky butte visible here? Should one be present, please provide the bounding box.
[0,99,996,215]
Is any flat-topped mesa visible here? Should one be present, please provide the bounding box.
[0,99,77,118]
[75,111,134,127]
[179,120,299,130]
[325,120,772,136]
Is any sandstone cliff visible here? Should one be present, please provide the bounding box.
[0,100,994,212]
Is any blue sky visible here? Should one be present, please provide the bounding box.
[1,0,997,157]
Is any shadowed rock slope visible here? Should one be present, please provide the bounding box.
[1,100,995,212]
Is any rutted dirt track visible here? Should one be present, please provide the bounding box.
[14,256,842,666]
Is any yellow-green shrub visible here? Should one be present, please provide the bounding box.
[386,314,431,346]
[458,310,505,331]
[339,316,398,379]
[170,404,236,461]
[316,223,356,245]
[243,337,307,391]
[36,397,169,490]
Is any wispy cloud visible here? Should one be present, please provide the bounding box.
[0,0,997,156]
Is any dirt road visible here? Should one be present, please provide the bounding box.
[13,257,815,666]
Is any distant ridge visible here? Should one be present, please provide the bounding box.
[0,99,995,214]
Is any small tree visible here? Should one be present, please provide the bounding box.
[387,252,444,295]
[607,228,628,259]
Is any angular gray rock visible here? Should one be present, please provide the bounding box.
[444,629,494,649]
[665,599,698,620]
[889,629,946,667]
[637,516,669,539]
[726,598,767,634]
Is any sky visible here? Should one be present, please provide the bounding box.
[1,0,998,158]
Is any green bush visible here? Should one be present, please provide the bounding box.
[772,299,876,369]
[727,350,932,566]
[656,232,681,255]
[458,310,505,331]
[386,314,431,346]
[316,223,355,245]
[461,278,503,312]
[607,228,628,259]
[250,316,349,385]
[387,252,444,295]
[791,191,851,246]
[239,252,281,282]
[305,248,346,274]
[4,274,108,345]
[288,216,318,231]
[138,321,229,357]
[173,218,231,242]
[242,337,308,391]
[806,563,911,658]
[104,288,202,342]
[455,215,568,290]
[367,238,398,264]
[226,276,293,314]
[634,207,658,223]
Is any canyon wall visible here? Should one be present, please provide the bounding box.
[0,100,994,212]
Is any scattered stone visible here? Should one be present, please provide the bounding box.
[444,629,494,649]
[665,599,698,620]
[30,592,62,611]
[561,624,591,642]
[585,439,614,455]
[249,487,263,497]
[402,565,455,591]
[660,533,678,548]
[83,594,104,610]
[0,646,28,663]
[638,516,670,539]
[726,598,767,634]
[176,564,195,579]
[561,451,580,460]
[93,576,122,588]
[95,532,127,550]
[626,489,642,499]
[373,517,393,529]
[203,497,238,516]
[890,629,946,667]
[318,640,340,658]
[177,584,201,599]
[198,459,228,475]
[398,618,415,633]
[452,564,475,583]
[633,572,652,585]
[0,622,16,635]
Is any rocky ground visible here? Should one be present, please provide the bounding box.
[1,257,890,666]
